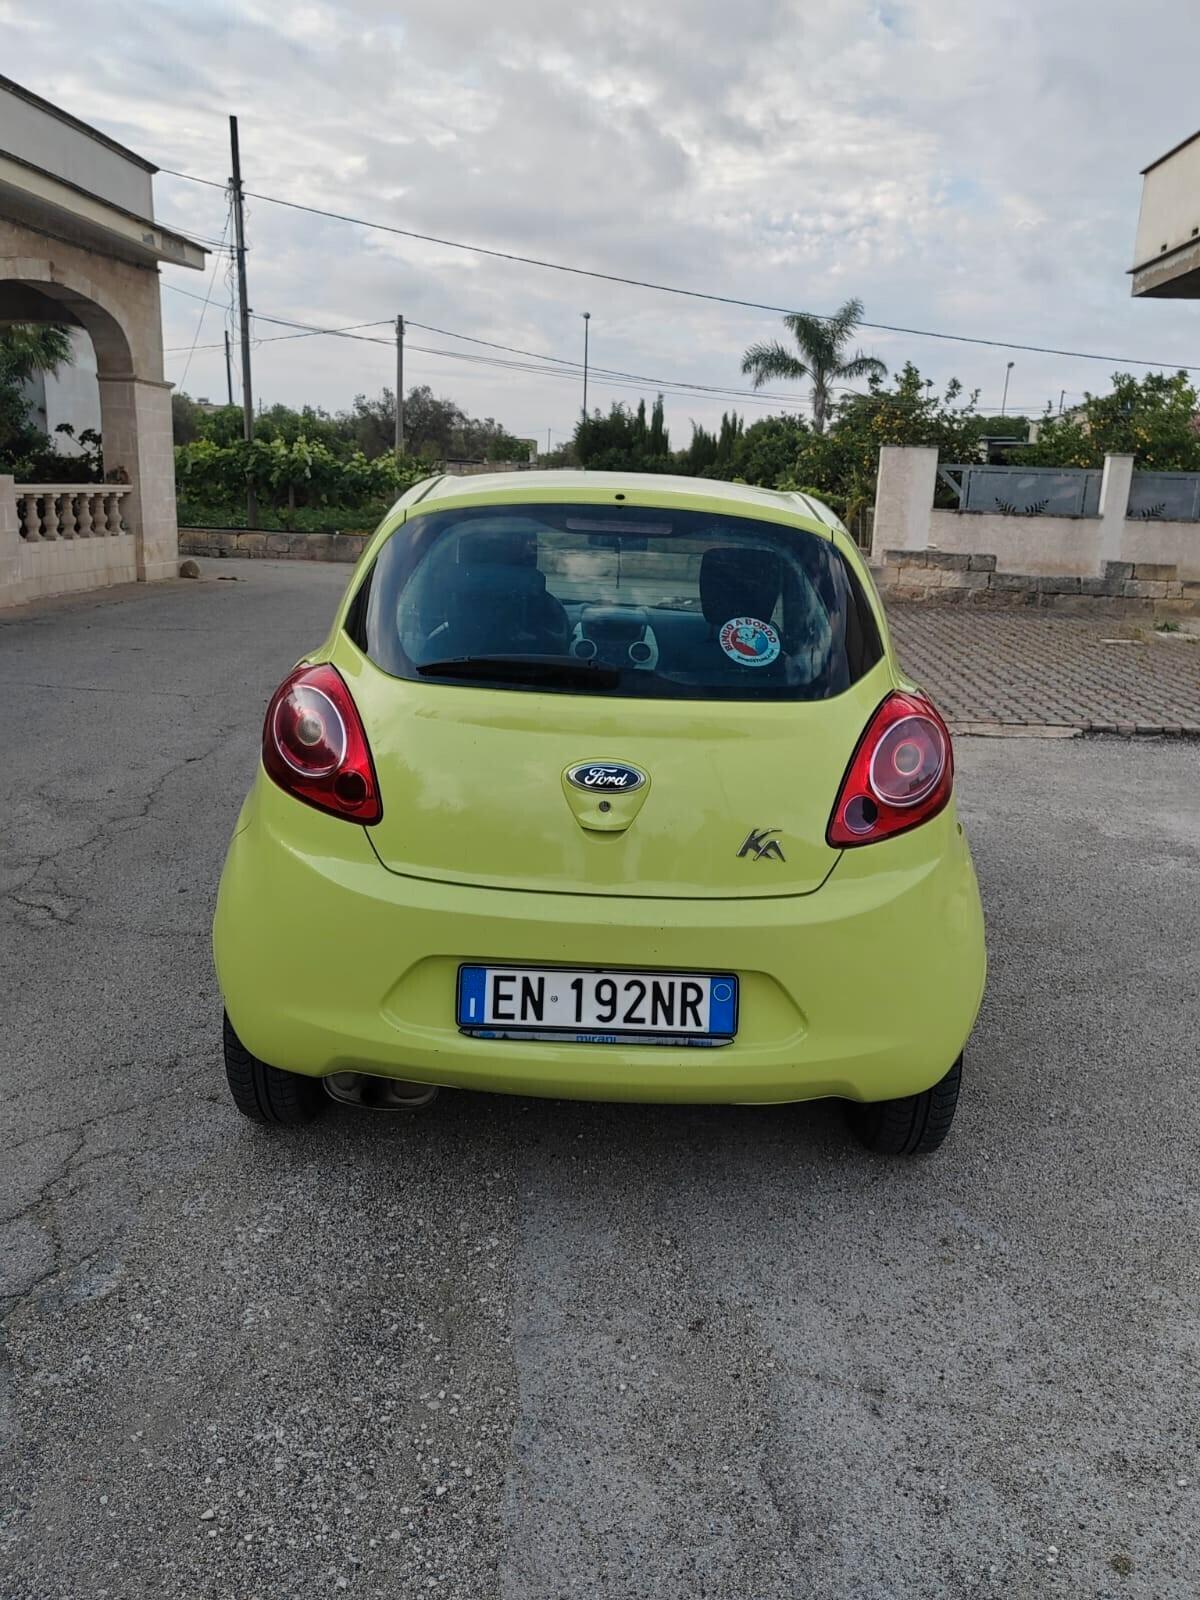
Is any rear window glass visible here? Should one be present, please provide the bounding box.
[359,502,881,701]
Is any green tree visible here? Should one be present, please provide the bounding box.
[729,413,810,486]
[345,388,402,457]
[680,421,719,475]
[648,395,668,456]
[171,391,204,445]
[0,323,74,461]
[255,402,347,454]
[740,298,887,433]
[390,385,463,459]
[0,323,73,385]
[178,382,539,464]
[715,410,744,464]
[174,434,427,527]
[483,431,532,463]
[575,397,672,472]
[1022,371,1200,471]
[179,401,246,448]
[788,364,987,518]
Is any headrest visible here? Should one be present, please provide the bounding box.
[699,546,782,628]
[455,527,539,567]
[416,559,546,634]
[451,563,547,608]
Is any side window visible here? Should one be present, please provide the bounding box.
[841,557,884,678]
[343,562,374,651]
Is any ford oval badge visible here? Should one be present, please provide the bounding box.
[566,761,647,794]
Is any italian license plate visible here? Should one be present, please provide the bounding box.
[457,965,738,1045]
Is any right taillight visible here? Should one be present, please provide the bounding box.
[262,663,382,824]
[827,691,953,847]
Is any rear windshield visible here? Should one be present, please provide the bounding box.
[357,502,881,701]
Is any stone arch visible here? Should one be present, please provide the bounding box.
[0,257,136,378]
[1,253,177,581]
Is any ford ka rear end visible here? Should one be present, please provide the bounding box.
[213,471,986,1154]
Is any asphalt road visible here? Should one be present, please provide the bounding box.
[2,560,1197,1600]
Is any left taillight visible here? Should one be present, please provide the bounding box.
[827,690,953,848]
[262,663,382,824]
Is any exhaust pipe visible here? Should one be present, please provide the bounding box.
[324,1071,439,1111]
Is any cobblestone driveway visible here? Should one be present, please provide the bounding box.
[888,605,1200,732]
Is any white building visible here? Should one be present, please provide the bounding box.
[0,72,206,604]
[1130,130,1200,298]
[19,326,101,451]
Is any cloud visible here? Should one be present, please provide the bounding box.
[6,0,1200,431]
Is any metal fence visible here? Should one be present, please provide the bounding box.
[937,465,1102,517]
[938,463,1200,522]
[847,506,873,551]
[1127,470,1200,521]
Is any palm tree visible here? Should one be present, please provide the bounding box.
[0,323,74,385]
[740,298,886,434]
[0,324,74,456]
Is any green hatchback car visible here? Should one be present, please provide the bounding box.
[214,471,986,1151]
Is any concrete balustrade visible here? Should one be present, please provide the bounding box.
[1,476,138,604]
[15,484,132,542]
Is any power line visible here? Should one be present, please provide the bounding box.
[158,225,237,253]
[403,319,808,403]
[165,321,818,410]
[163,287,1090,420]
[160,289,1106,420]
[162,289,817,407]
[156,163,1199,373]
[168,322,819,410]
[176,201,233,389]
[401,341,814,410]
[253,311,393,342]
[254,309,815,407]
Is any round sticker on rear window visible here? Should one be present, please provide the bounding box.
[719,616,780,667]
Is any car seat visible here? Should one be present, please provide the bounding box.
[414,529,570,659]
[699,546,783,635]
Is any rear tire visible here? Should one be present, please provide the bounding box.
[848,1055,962,1155]
[223,1012,323,1125]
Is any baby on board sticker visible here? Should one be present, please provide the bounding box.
[718,616,781,667]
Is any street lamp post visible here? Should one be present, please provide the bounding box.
[581,312,591,419]
[1001,360,1015,416]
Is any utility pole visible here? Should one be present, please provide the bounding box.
[229,114,256,526]
[581,311,591,419]
[395,315,405,456]
[546,427,551,456]
[1058,389,1066,416]
[1000,360,1014,417]
[223,329,234,407]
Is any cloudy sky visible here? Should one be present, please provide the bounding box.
[6,0,1200,445]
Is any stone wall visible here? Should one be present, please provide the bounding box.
[876,549,1200,618]
[180,527,369,563]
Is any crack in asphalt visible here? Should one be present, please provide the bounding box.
[1,1073,200,1318]
[0,729,240,923]
[3,680,211,701]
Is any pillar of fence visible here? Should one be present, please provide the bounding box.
[0,476,20,599]
[1096,454,1135,575]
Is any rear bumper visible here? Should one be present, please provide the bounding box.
[214,778,986,1105]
